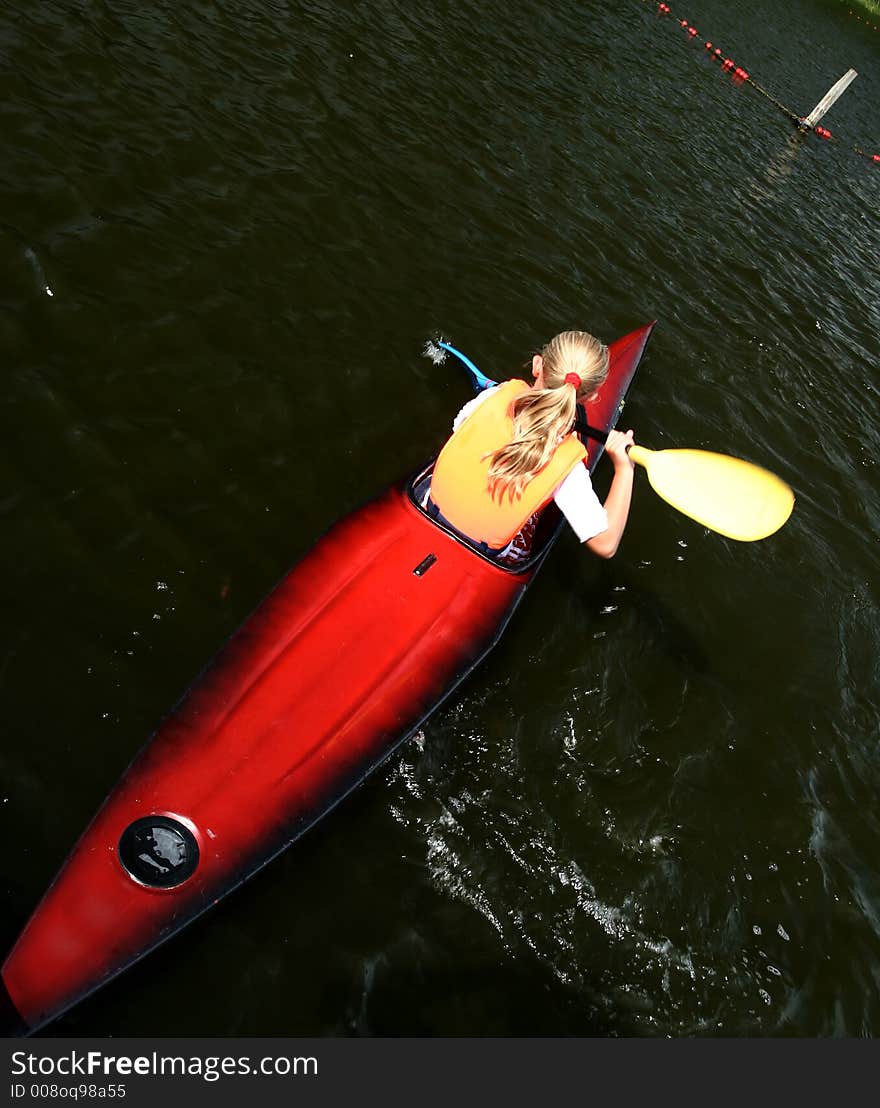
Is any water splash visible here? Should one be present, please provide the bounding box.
[422,337,449,365]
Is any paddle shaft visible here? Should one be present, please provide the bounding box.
[575,412,623,449]
[575,413,650,468]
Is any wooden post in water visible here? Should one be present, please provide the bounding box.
[799,69,858,130]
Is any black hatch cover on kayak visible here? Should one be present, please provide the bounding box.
[118,815,199,888]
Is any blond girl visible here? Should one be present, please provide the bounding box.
[428,331,635,563]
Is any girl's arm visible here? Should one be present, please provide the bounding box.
[585,429,635,559]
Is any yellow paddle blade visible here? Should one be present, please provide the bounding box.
[628,445,795,541]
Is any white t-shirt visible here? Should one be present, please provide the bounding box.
[450,388,609,543]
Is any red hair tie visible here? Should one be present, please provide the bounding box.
[564,372,581,389]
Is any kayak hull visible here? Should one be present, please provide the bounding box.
[2,322,654,1034]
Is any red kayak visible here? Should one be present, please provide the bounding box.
[1,322,654,1035]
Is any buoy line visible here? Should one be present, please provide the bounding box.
[645,2,879,165]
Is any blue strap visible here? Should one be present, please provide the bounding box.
[438,342,497,393]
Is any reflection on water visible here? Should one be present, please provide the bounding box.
[760,131,809,192]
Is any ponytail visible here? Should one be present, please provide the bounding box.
[485,331,609,501]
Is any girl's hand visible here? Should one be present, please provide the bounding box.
[605,428,635,470]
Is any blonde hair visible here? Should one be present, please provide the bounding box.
[486,330,609,501]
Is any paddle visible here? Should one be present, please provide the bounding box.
[574,415,795,542]
[433,339,795,542]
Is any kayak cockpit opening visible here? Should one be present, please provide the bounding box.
[407,463,562,574]
[118,816,200,889]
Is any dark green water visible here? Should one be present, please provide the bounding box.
[1,0,878,1036]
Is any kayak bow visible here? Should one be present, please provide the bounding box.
[1,322,655,1035]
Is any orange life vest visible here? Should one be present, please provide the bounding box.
[430,380,587,548]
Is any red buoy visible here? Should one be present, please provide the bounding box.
[689,27,699,37]
[873,154,880,163]
[705,42,713,49]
